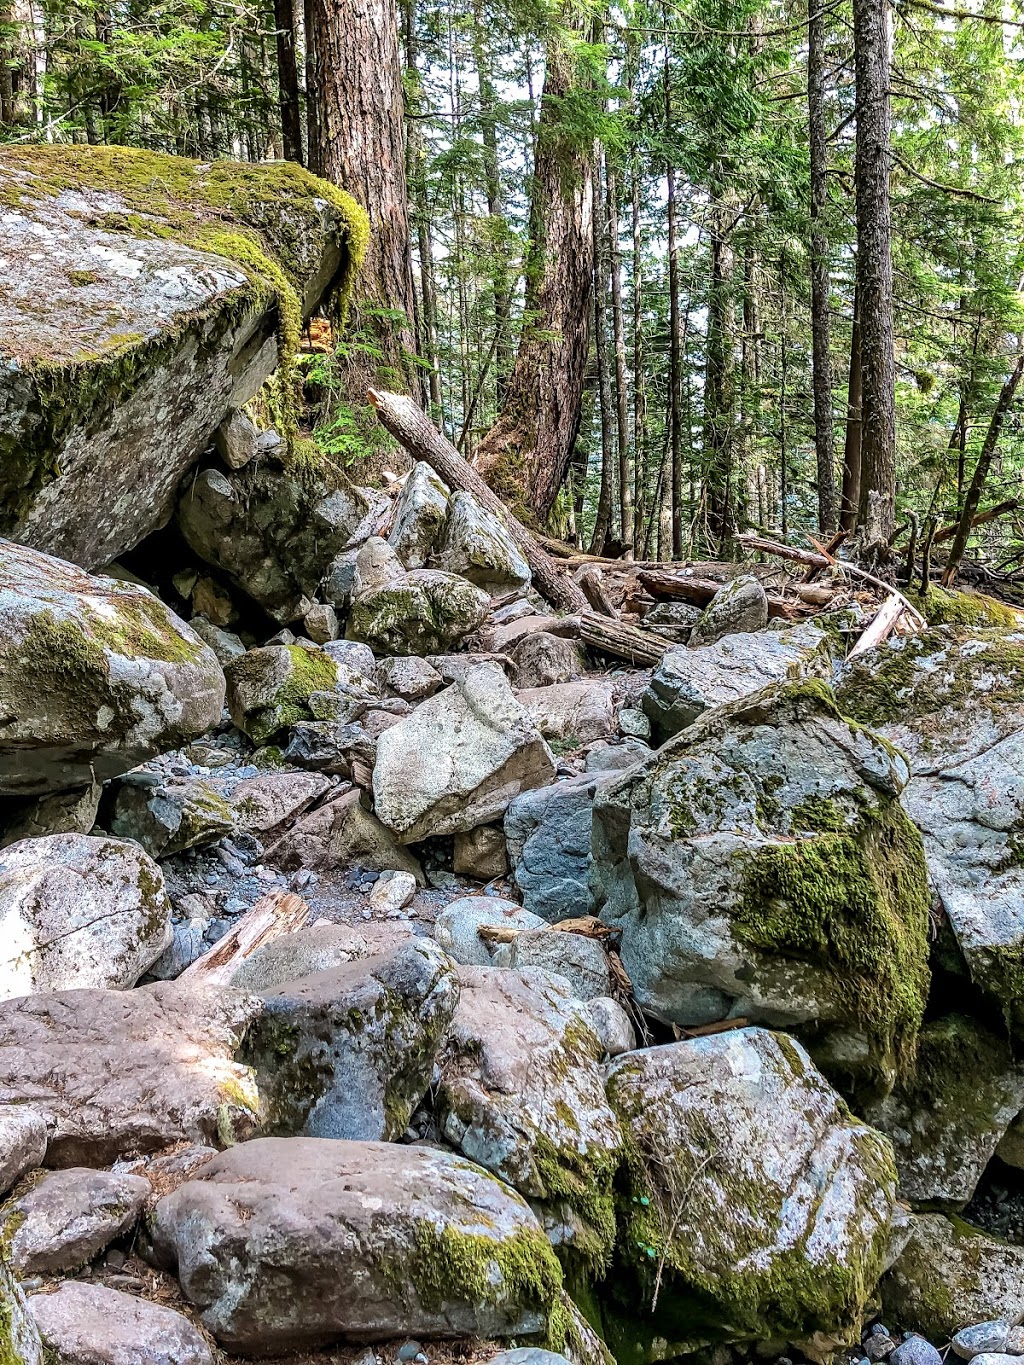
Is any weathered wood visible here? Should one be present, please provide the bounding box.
[576,564,619,618]
[367,388,589,614]
[848,592,906,660]
[578,611,668,666]
[638,568,814,620]
[180,891,309,986]
[933,497,1020,545]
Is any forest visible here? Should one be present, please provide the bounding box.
[3,0,1021,579]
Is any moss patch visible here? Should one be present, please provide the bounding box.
[407,1220,562,1322]
[908,586,1024,629]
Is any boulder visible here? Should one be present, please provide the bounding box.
[0,1259,42,1365]
[0,982,262,1166]
[862,1015,1024,1209]
[376,654,443,701]
[348,567,490,657]
[268,787,424,882]
[225,643,339,743]
[434,897,547,967]
[505,774,610,922]
[229,769,331,835]
[389,462,451,568]
[0,144,365,570]
[0,540,224,796]
[584,996,635,1056]
[435,966,622,1272]
[109,775,234,857]
[373,666,556,842]
[882,1214,1024,1338]
[453,825,508,880]
[324,638,377,675]
[509,632,589,689]
[241,940,459,1140]
[0,1108,46,1196]
[189,616,246,664]
[228,922,414,991]
[148,1137,562,1352]
[0,782,101,848]
[214,406,261,470]
[691,574,768,645]
[592,681,931,1090]
[2,1167,149,1274]
[436,491,531,594]
[517,680,617,747]
[28,1281,214,1365]
[642,621,834,743]
[506,930,611,1001]
[179,462,379,623]
[605,1028,898,1353]
[836,628,1024,1036]
[0,834,172,999]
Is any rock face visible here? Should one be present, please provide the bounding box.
[389,462,450,568]
[178,462,378,623]
[1,1259,42,1365]
[241,941,459,1140]
[348,565,491,656]
[0,1108,46,1196]
[148,1137,563,1352]
[0,834,172,999]
[0,982,262,1166]
[506,774,610,922]
[29,1281,215,1365]
[0,144,366,570]
[437,491,531,594]
[225,642,339,743]
[862,1015,1024,1209]
[2,1166,150,1274]
[518,680,616,746]
[882,1214,1024,1338]
[373,665,556,841]
[435,966,622,1271]
[642,621,833,743]
[836,627,1024,1035]
[0,540,225,795]
[605,1028,898,1354]
[109,775,234,857]
[592,681,931,1089]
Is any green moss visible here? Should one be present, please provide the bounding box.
[908,586,1023,629]
[532,1131,620,1278]
[67,268,98,286]
[407,1220,562,1321]
[275,645,338,728]
[734,799,931,1076]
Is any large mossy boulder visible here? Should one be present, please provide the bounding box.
[0,1258,42,1365]
[604,1028,898,1357]
[592,680,931,1092]
[0,539,224,795]
[0,144,367,570]
[836,628,1024,1036]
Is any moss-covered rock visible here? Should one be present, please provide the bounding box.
[110,775,235,858]
[604,1028,898,1357]
[862,1015,1024,1210]
[0,539,224,796]
[593,680,931,1092]
[0,1257,42,1365]
[147,1136,563,1352]
[347,567,491,656]
[0,143,367,569]
[225,643,339,744]
[434,965,623,1277]
[882,1213,1024,1338]
[906,586,1024,630]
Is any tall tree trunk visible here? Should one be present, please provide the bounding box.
[275,0,304,162]
[704,186,736,552]
[808,0,839,531]
[667,161,683,559]
[473,16,594,524]
[840,286,862,531]
[942,349,1024,584]
[0,0,14,127]
[590,149,615,554]
[473,6,512,407]
[607,153,633,554]
[313,0,418,394]
[303,0,321,173]
[853,0,896,542]
[403,0,439,412]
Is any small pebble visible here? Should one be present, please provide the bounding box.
[397,1344,425,1363]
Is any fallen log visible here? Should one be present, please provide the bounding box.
[578,611,668,666]
[576,564,619,619]
[367,389,588,614]
[847,592,907,660]
[933,497,1020,545]
[179,890,309,985]
[638,568,814,620]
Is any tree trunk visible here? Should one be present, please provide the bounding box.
[853,0,896,542]
[840,285,863,532]
[704,186,736,552]
[472,17,594,524]
[303,0,321,174]
[274,0,303,163]
[667,160,684,560]
[942,350,1024,584]
[808,0,839,531]
[403,0,441,414]
[606,154,633,555]
[312,0,418,394]
[589,153,615,556]
[473,6,512,408]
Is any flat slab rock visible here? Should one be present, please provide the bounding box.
[28,1280,214,1365]
[2,1165,150,1274]
[148,1136,562,1353]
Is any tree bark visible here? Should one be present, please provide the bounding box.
[472,17,594,524]
[667,160,684,559]
[942,350,1024,584]
[808,0,839,531]
[303,0,321,174]
[312,0,418,393]
[853,0,896,541]
[840,285,863,531]
[274,0,304,163]
[589,148,615,555]
[606,154,633,554]
[704,186,736,552]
